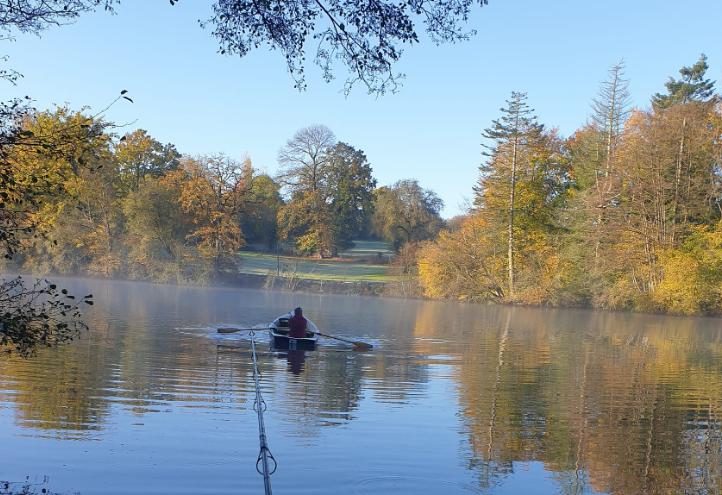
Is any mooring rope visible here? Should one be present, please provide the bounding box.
[249,329,277,495]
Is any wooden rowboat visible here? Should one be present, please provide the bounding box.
[269,312,319,351]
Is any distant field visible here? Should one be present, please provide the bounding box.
[339,240,395,259]
[237,250,397,283]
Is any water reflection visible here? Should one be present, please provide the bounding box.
[0,279,721,494]
[285,350,306,375]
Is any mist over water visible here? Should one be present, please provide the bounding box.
[1,278,721,494]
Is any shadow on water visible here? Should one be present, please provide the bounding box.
[0,278,721,494]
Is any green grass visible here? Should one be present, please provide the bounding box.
[237,251,397,283]
[339,240,394,258]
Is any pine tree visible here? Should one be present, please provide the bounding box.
[652,54,716,109]
[652,55,717,244]
[591,60,631,179]
[475,91,544,299]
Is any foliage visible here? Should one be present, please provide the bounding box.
[277,127,376,256]
[178,155,251,268]
[0,276,93,356]
[0,1,116,35]
[372,179,444,249]
[473,91,565,300]
[418,214,504,300]
[115,129,180,193]
[653,225,722,315]
[420,56,722,314]
[240,174,283,249]
[122,171,191,281]
[652,54,716,109]
[201,0,488,95]
[326,142,377,247]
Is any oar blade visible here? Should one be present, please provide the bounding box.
[218,326,271,334]
[353,341,373,351]
[217,327,242,333]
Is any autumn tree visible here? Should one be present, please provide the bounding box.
[123,169,192,281]
[277,125,336,255]
[475,91,546,300]
[651,54,718,245]
[277,126,376,256]
[560,56,721,311]
[4,108,127,276]
[178,155,252,269]
[115,129,180,193]
[418,214,505,301]
[372,179,444,249]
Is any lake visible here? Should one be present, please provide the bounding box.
[1,278,721,494]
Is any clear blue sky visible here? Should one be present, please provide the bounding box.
[4,0,722,217]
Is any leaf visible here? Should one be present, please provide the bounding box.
[123,96,134,103]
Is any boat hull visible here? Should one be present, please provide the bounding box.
[270,334,317,351]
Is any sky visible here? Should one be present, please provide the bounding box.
[3,0,722,217]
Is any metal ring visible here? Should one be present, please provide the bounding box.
[255,448,277,475]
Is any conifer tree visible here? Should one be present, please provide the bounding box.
[652,54,716,109]
[475,91,544,299]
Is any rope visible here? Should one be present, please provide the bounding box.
[249,330,277,495]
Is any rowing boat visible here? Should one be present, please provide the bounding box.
[269,312,319,350]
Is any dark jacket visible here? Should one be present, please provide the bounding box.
[289,315,307,338]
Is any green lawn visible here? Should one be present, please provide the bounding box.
[237,251,397,283]
[339,240,395,258]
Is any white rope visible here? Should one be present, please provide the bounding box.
[249,330,276,495]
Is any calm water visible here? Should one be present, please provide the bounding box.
[1,278,721,495]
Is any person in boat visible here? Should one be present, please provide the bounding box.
[288,307,308,339]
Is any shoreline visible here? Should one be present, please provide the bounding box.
[4,269,722,318]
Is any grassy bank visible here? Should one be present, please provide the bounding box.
[237,251,397,283]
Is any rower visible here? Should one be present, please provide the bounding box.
[289,307,307,339]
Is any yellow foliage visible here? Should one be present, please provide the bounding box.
[653,225,722,315]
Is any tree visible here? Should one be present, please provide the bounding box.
[0,1,126,356]
[277,125,336,255]
[0,1,116,34]
[278,124,336,193]
[123,170,192,281]
[475,91,545,299]
[0,108,107,355]
[202,0,489,95]
[591,60,631,180]
[326,142,376,247]
[0,277,94,357]
[277,127,376,256]
[652,54,716,109]
[651,55,717,245]
[115,129,180,192]
[240,174,283,249]
[563,63,631,282]
[372,179,444,249]
[178,155,252,269]
[418,214,505,300]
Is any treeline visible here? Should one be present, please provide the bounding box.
[3,115,444,283]
[419,56,722,315]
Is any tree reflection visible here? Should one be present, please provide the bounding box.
[412,304,722,494]
[1,280,721,495]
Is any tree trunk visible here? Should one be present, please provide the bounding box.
[507,138,518,300]
[671,116,687,246]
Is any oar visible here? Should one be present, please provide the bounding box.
[314,331,373,351]
[217,327,271,334]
